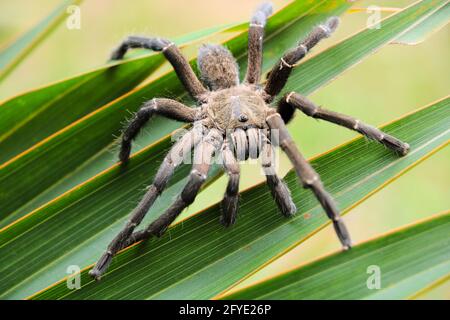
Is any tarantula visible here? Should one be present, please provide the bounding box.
[90,3,410,280]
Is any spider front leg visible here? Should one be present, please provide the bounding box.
[115,129,223,250]
[244,2,273,84]
[220,140,241,227]
[264,17,339,100]
[279,92,410,156]
[89,125,203,280]
[120,98,201,163]
[111,36,207,100]
[260,138,297,217]
[266,112,352,249]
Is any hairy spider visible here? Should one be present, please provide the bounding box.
[89,3,410,280]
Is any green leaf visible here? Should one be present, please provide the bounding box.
[0,0,350,226]
[24,96,450,300]
[393,2,449,45]
[0,0,83,82]
[0,54,164,165]
[221,212,450,300]
[409,273,450,299]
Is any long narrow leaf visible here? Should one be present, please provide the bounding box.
[221,212,450,300]
[0,0,83,82]
[393,2,449,45]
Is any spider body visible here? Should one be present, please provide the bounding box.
[90,3,410,280]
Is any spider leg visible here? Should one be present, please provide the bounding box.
[260,138,296,217]
[89,125,204,280]
[220,140,241,227]
[279,92,410,155]
[117,129,223,250]
[266,112,352,249]
[111,36,207,100]
[244,2,273,84]
[120,98,202,163]
[264,17,339,100]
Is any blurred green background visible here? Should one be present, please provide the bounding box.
[1,0,449,299]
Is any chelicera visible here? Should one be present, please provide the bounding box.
[90,3,409,280]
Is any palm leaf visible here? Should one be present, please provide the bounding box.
[221,212,450,300]
[393,2,449,45]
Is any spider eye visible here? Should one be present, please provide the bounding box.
[238,114,248,122]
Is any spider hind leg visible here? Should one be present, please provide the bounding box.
[264,17,340,100]
[266,112,352,249]
[244,2,273,84]
[111,129,223,249]
[261,138,297,217]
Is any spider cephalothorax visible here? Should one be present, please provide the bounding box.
[204,85,268,130]
[90,3,410,280]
